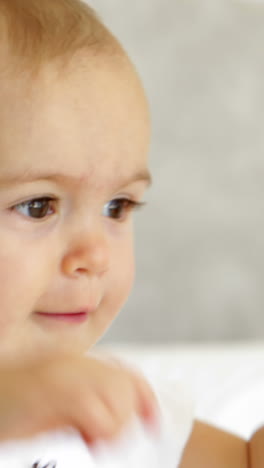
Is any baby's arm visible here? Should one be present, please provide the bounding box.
[179,420,249,468]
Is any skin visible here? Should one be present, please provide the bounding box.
[180,423,264,468]
[0,54,151,362]
[180,421,248,468]
[248,426,264,468]
[0,51,262,466]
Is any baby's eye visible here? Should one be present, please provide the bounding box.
[12,197,56,220]
[103,198,145,221]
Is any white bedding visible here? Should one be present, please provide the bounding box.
[101,341,264,439]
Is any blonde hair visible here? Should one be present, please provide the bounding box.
[0,0,121,76]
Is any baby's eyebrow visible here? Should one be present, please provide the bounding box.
[0,169,152,188]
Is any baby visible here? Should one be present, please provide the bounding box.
[0,0,262,467]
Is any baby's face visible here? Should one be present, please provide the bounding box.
[0,57,150,361]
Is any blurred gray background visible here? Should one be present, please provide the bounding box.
[87,0,264,343]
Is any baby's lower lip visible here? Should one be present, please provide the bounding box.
[35,311,89,323]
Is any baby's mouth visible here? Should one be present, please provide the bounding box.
[34,309,93,324]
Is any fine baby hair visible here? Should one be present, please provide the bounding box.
[0,0,120,74]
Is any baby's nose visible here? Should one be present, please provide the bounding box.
[61,228,110,278]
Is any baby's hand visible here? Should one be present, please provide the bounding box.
[0,353,158,444]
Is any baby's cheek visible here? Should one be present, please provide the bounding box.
[0,249,50,319]
[0,253,24,300]
[109,249,135,314]
[0,256,26,335]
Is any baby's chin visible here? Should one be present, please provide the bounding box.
[0,326,93,365]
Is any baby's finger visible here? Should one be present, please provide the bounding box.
[131,372,159,425]
[72,393,121,443]
[105,360,158,423]
[99,380,136,432]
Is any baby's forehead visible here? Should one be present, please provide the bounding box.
[0,50,150,201]
[2,57,149,139]
[1,51,148,115]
